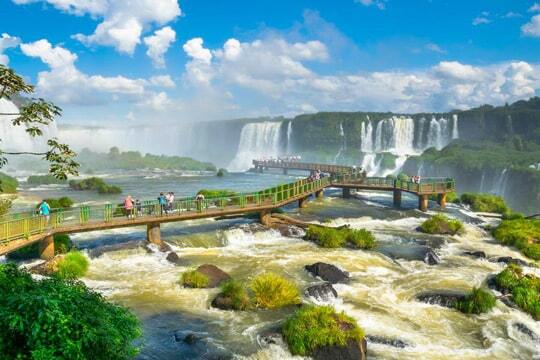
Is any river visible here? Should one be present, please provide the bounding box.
[7,169,540,359]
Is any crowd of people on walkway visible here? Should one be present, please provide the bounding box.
[411,175,422,184]
[256,155,302,164]
[307,169,322,182]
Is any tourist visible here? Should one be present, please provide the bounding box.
[124,195,134,219]
[195,192,205,211]
[135,198,142,216]
[158,192,167,215]
[168,192,175,212]
[38,200,51,223]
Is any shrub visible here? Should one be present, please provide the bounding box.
[216,168,227,177]
[69,177,122,194]
[460,193,508,214]
[181,269,210,288]
[420,214,464,235]
[0,198,12,216]
[429,191,459,204]
[282,305,364,356]
[396,172,409,182]
[54,234,73,254]
[454,288,496,314]
[346,228,376,250]
[56,251,89,279]
[495,265,540,320]
[197,189,238,198]
[0,263,140,359]
[8,234,73,260]
[493,219,540,260]
[502,211,525,220]
[27,175,67,185]
[37,197,74,210]
[218,280,251,310]
[250,273,300,309]
[304,225,346,248]
[0,172,18,193]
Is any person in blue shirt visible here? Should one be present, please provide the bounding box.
[39,200,51,222]
[158,192,167,215]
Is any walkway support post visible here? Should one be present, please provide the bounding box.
[418,195,429,212]
[437,193,447,209]
[299,197,309,208]
[393,189,402,207]
[315,189,324,199]
[342,188,351,199]
[260,210,272,226]
[147,223,162,246]
[39,235,55,260]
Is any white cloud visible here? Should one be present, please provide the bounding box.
[183,38,212,64]
[0,33,21,65]
[529,3,540,12]
[136,91,171,110]
[148,75,175,88]
[472,16,491,25]
[13,0,181,54]
[522,14,540,37]
[503,11,522,19]
[143,26,176,68]
[425,43,446,54]
[355,0,386,10]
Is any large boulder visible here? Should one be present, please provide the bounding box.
[312,338,367,360]
[424,249,440,265]
[211,293,235,311]
[305,283,338,302]
[276,224,305,238]
[415,291,466,308]
[305,262,349,284]
[196,264,231,288]
[165,251,187,266]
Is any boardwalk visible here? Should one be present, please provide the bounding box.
[0,161,455,259]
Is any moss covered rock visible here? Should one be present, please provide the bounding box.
[419,214,464,235]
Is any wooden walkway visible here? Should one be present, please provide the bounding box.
[0,161,455,259]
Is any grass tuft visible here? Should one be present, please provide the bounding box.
[454,287,496,314]
[218,279,251,310]
[492,219,540,261]
[250,273,300,309]
[460,193,508,214]
[495,265,540,320]
[181,269,210,288]
[420,214,464,235]
[305,225,376,249]
[282,305,365,356]
[346,229,376,250]
[56,251,89,279]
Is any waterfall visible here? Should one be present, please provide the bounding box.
[360,120,373,152]
[371,116,416,154]
[333,122,346,164]
[492,168,509,196]
[0,98,57,153]
[452,114,459,139]
[228,121,283,171]
[360,153,382,176]
[286,121,293,154]
[479,171,486,192]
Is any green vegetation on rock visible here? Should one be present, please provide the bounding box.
[36,196,74,209]
[56,251,89,279]
[0,172,18,193]
[77,147,216,172]
[495,264,540,320]
[460,193,509,214]
[0,263,140,359]
[454,288,496,314]
[492,219,540,261]
[217,279,251,310]
[282,305,365,356]
[304,225,376,249]
[250,272,300,309]
[69,177,122,194]
[181,269,210,288]
[27,175,67,185]
[420,214,464,235]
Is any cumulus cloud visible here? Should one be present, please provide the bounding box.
[143,26,176,68]
[183,38,212,64]
[20,39,173,108]
[522,14,540,37]
[13,0,181,54]
[0,33,21,65]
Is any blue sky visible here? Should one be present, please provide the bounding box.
[1,0,540,124]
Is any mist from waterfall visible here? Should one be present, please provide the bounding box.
[228,121,283,171]
[333,122,346,164]
[0,98,57,153]
[286,121,293,154]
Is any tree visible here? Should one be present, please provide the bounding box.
[0,64,79,179]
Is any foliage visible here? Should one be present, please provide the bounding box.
[0,65,79,179]
[502,211,525,220]
[27,174,67,185]
[181,269,210,288]
[305,225,377,249]
[429,191,459,204]
[8,234,73,260]
[76,147,216,172]
[197,189,238,198]
[216,168,227,177]
[0,263,140,359]
[492,219,540,260]
[282,305,365,356]
[396,172,410,182]
[250,272,300,309]
[495,265,540,320]
[454,288,496,314]
[69,177,122,194]
[460,193,509,214]
[0,198,12,216]
[420,214,464,235]
[56,251,89,279]
[0,172,18,193]
[218,279,251,310]
[36,196,74,209]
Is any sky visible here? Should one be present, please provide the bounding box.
[1,0,540,124]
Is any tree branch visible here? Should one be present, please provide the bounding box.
[0,113,21,116]
[2,151,47,156]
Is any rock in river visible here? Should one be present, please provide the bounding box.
[305,282,338,302]
[463,250,487,259]
[424,248,441,265]
[416,291,466,308]
[312,338,367,360]
[493,256,528,267]
[365,335,410,348]
[196,264,231,288]
[305,262,349,284]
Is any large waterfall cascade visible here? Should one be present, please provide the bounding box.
[359,115,459,176]
[333,122,347,163]
[228,121,283,171]
[0,98,57,153]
